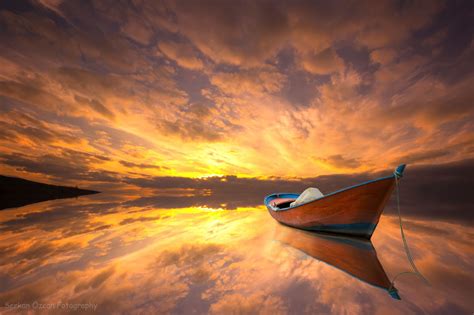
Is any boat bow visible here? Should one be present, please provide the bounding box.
[265,165,407,238]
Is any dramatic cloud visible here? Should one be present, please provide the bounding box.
[0,0,472,180]
[158,40,204,70]
[1,2,472,314]
[300,47,344,75]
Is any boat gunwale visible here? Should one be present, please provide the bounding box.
[264,174,395,212]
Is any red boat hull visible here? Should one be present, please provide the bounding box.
[265,176,396,239]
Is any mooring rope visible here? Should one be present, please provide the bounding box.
[389,174,430,292]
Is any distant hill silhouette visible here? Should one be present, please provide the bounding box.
[0,175,99,210]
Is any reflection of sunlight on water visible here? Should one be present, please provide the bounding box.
[0,195,472,314]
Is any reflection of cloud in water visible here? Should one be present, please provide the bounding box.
[0,195,472,314]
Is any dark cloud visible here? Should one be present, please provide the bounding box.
[0,107,82,144]
[315,154,362,169]
[0,80,64,111]
[74,267,116,293]
[119,215,161,225]
[156,118,226,142]
[74,95,115,120]
[0,198,124,235]
[398,220,451,237]
[420,0,474,85]
[154,243,224,268]
[396,148,451,164]
[0,0,153,73]
[394,158,474,223]
[0,151,118,183]
[281,66,327,108]
[0,119,74,144]
[165,0,289,66]
[125,159,474,224]
[119,160,163,170]
[155,100,243,143]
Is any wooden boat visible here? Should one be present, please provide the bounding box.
[265,165,406,238]
[274,225,400,299]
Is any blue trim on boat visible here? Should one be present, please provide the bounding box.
[303,222,377,236]
[394,164,406,179]
[276,220,377,238]
[264,175,395,211]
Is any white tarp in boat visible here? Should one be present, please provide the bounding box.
[290,187,324,207]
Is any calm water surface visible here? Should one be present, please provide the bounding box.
[0,194,472,314]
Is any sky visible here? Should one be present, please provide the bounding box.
[0,0,473,189]
[0,2,473,312]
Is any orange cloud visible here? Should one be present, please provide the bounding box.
[210,67,286,97]
[158,40,204,70]
[300,47,345,75]
[0,0,472,182]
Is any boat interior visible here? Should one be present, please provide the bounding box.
[270,197,296,209]
[268,188,325,210]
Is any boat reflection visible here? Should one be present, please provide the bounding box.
[274,225,401,300]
